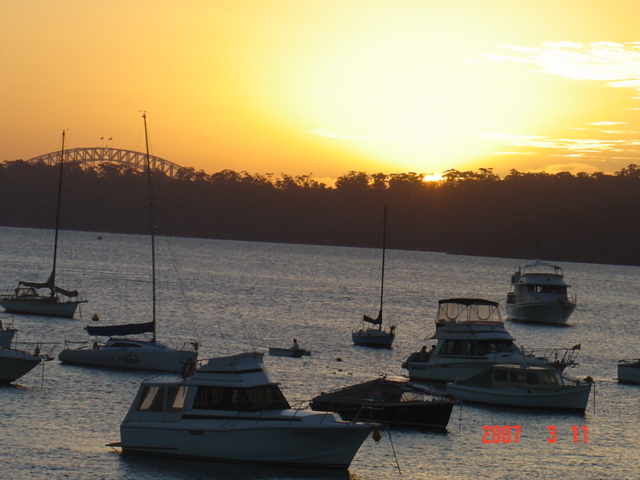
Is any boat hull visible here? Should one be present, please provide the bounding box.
[352,329,394,348]
[268,347,308,358]
[446,383,591,411]
[120,421,373,468]
[404,355,553,382]
[0,298,81,318]
[311,399,453,429]
[618,362,640,384]
[0,348,41,383]
[506,301,576,325]
[58,347,196,372]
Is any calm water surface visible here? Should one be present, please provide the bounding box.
[1,227,639,480]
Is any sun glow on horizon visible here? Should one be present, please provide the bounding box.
[3,1,640,180]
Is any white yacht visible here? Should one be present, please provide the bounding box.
[114,352,375,468]
[446,364,592,412]
[402,298,580,382]
[506,260,577,325]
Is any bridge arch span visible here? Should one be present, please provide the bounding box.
[27,147,188,179]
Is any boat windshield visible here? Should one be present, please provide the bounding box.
[137,386,188,413]
[493,368,561,387]
[193,385,290,412]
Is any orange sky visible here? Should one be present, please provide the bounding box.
[2,1,640,182]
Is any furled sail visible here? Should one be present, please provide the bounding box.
[363,309,382,326]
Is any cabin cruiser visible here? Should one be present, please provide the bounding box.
[115,352,375,468]
[402,298,580,382]
[617,359,640,384]
[446,364,593,412]
[506,260,577,325]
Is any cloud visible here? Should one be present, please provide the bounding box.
[482,42,640,88]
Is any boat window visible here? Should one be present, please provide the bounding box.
[193,385,290,411]
[240,386,290,411]
[477,340,515,355]
[494,369,508,382]
[193,386,235,410]
[526,372,540,385]
[166,386,188,412]
[137,386,165,412]
[538,372,560,386]
[439,340,479,356]
[439,340,456,355]
[110,342,142,348]
[509,371,527,383]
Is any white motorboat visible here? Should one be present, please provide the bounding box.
[353,204,395,348]
[58,114,197,373]
[0,131,86,318]
[506,260,577,325]
[446,364,593,412]
[402,298,580,382]
[59,334,197,373]
[115,352,375,468]
[617,359,640,384]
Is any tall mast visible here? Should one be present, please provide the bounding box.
[49,130,66,297]
[142,113,157,343]
[378,203,387,330]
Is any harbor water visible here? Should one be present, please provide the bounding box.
[1,226,639,480]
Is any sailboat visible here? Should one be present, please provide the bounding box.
[0,131,86,318]
[352,204,395,348]
[58,114,198,373]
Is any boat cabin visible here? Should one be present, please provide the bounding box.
[437,339,518,357]
[490,365,563,389]
[132,381,291,415]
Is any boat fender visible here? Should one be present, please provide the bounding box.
[181,359,196,379]
[372,426,382,443]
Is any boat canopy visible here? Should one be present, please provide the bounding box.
[85,321,154,337]
[437,298,502,323]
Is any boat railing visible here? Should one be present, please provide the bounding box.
[13,341,58,360]
[63,339,94,350]
[521,345,581,367]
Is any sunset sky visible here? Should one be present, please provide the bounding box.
[2,1,640,182]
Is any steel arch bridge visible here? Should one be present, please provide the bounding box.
[27,147,187,179]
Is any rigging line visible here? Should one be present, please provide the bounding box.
[158,233,203,346]
[236,305,258,354]
[385,427,402,475]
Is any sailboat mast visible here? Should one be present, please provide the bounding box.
[142,113,157,343]
[50,130,66,297]
[378,204,387,330]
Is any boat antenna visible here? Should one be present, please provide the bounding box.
[49,129,66,298]
[142,112,157,343]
